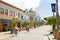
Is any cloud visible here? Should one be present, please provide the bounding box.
[20,0,41,9]
[59,4,60,7]
[2,0,41,10]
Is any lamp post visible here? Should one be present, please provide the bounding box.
[56,0,59,30]
[55,0,60,40]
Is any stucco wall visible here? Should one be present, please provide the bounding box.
[0,3,23,19]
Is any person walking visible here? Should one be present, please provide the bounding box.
[10,25,15,37]
[14,26,18,36]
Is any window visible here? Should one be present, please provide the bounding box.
[5,9,8,15]
[9,10,12,16]
[0,8,4,14]
[21,15,23,20]
[9,10,15,17]
[18,13,20,18]
[12,11,15,17]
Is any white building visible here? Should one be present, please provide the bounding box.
[0,0,23,20]
[0,0,28,32]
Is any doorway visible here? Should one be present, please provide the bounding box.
[2,23,8,32]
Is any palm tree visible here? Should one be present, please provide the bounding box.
[23,20,30,27]
[11,18,18,26]
[44,16,56,31]
[33,21,43,28]
[10,18,18,33]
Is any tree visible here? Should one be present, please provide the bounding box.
[11,18,18,26]
[44,16,56,25]
[44,16,56,31]
[23,20,30,27]
[10,18,18,33]
[33,21,43,28]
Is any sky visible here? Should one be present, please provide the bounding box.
[2,0,60,19]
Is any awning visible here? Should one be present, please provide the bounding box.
[0,19,12,22]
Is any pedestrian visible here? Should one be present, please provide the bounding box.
[14,26,18,36]
[26,25,29,32]
[10,26,15,37]
[10,25,14,34]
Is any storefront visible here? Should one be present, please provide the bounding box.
[0,19,12,32]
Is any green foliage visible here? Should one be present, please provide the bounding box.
[11,18,18,26]
[33,21,42,25]
[3,27,10,31]
[33,21,38,25]
[23,20,30,27]
[44,16,56,25]
[24,21,30,25]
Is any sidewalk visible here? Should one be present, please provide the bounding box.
[0,31,11,40]
[0,25,55,40]
[0,31,55,40]
[0,31,27,40]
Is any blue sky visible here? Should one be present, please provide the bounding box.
[35,0,56,19]
[2,0,60,19]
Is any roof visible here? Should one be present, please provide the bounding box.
[0,0,23,11]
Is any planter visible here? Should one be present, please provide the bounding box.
[34,25,37,28]
[53,30,57,39]
[57,32,60,40]
[29,25,32,29]
[19,27,24,31]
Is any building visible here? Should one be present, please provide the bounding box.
[35,15,41,21]
[0,0,23,32]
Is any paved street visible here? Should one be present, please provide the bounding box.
[3,25,52,40]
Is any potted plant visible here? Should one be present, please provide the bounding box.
[44,16,58,39]
[44,16,56,33]
[53,29,57,39]
[10,18,18,33]
[22,20,30,30]
[33,21,38,28]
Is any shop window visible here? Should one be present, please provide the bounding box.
[0,8,4,14]
[5,9,8,15]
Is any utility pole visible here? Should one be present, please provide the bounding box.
[56,0,59,40]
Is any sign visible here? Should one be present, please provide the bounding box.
[51,3,56,12]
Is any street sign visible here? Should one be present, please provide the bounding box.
[51,3,56,12]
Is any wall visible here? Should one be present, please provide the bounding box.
[0,22,3,32]
[0,3,22,19]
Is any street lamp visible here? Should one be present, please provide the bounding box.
[55,0,60,40]
[56,0,59,30]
